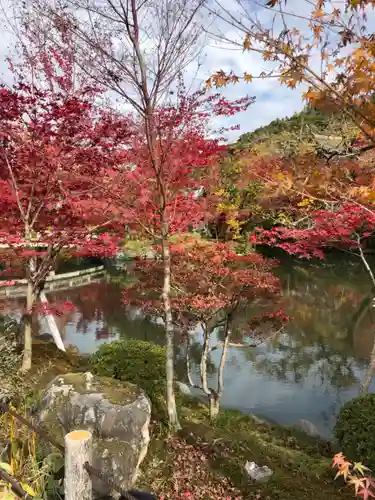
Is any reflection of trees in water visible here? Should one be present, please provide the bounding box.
[251,339,361,389]
[282,263,374,347]
[43,281,166,344]
[175,334,217,382]
[2,256,374,396]
[246,258,375,391]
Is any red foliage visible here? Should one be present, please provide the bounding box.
[123,235,281,325]
[0,50,130,338]
[35,300,77,317]
[0,63,128,293]
[253,203,375,259]
[0,82,123,244]
[106,88,253,236]
[333,453,375,499]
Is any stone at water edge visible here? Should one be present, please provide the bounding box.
[35,372,151,497]
[244,461,273,483]
[294,419,320,437]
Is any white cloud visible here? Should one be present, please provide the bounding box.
[191,38,306,141]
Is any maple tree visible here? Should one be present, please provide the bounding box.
[203,0,375,238]
[123,234,285,420]
[205,0,375,237]
[19,0,219,431]
[0,50,125,371]
[80,83,249,427]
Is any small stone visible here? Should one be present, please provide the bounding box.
[244,461,273,483]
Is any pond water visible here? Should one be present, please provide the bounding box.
[2,256,375,439]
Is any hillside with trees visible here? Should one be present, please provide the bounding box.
[234,105,359,157]
[237,106,333,145]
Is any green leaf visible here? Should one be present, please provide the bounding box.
[353,461,370,476]
[43,452,64,473]
[21,483,36,496]
[0,462,12,474]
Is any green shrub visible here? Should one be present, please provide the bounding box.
[90,340,166,415]
[334,394,375,470]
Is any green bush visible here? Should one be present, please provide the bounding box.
[90,340,166,414]
[334,394,375,470]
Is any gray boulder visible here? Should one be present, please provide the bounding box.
[244,461,273,483]
[294,419,320,437]
[36,372,151,496]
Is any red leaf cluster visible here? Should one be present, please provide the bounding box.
[123,235,280,324]
[254,203,375,259]
[104,89,253,235]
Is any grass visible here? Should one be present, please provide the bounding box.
[137,397,354,499]
[123,238,154,258]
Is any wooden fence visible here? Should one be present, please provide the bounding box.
[0,266,106,299]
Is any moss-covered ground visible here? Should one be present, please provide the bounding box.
[1,341,354,499]
[137,399,352,499]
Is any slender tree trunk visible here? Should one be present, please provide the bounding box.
[186,333,194,387]
[361,335,375,395]
[21,278,34,372]
[209,392,220,421]
[208,315,231,422]
[358,240,375,288]
[39,291,66,351]
[161,234,180,431]
[200,325,212,397]
[215,316,231,409]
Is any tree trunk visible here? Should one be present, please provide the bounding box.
[209,392,220,422]
[200,325,212,397]
[21,278,34,372]
[215,315,231,415]
[361,335,375,395]
[161,236,180,431]
[39,291,66,351]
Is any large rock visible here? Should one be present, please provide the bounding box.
[293,419,320,437]
[36,372,151,496]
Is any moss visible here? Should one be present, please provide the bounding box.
[23,340,89,406]
[137,398,353,500]
[90,340,166,418]
[334,394,375,470]
[93,437,134,458]
[59,373,139,405]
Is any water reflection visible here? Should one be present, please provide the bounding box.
[1,256,375,437]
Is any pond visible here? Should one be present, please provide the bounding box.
[1,255,375,439]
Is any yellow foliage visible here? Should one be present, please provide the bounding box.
[297,197,314,207]
[276,212,293,225]
[244,72,253,83]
